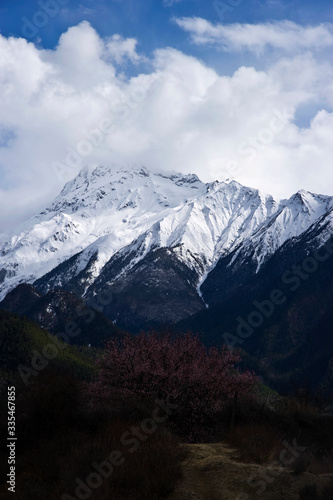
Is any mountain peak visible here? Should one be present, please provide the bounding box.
[0,164,332,302]
[286,188,330,216]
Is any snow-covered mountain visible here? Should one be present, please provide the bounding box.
[1,164,333,326]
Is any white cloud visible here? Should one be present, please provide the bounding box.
[173,17,333,53]
[0,21,333,231]
[105,34,145,65]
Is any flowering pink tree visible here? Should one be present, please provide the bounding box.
[86,331,259,440]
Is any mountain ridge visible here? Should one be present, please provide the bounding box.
[1,164,332,308]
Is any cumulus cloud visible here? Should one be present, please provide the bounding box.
[173,17,333,53]
[0,20,333,231]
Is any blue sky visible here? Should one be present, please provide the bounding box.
[0,0,333,231]
[1,0,333,55]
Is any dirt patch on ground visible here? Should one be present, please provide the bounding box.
[169,443,333,500]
